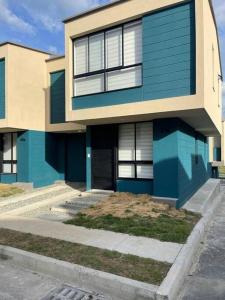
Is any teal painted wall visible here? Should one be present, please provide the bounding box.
[153,119,179,200]
[0,59,5,119]
[50,70,65,124]
[213,147,221,161]
[0,174,17,184]
[117,180,153,194]
[153,118,209,208]
[66,133,86,182]
[177,121,210,207]
[17,131,65,187]
[17,131,86,188]
[72,0,195,110]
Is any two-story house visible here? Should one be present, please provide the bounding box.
[0,0,223,208]
[64,0,223,207]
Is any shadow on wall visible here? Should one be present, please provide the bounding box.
[154,154,211,209]
[153,118,211,208]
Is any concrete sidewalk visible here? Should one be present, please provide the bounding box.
[0,215,182,263]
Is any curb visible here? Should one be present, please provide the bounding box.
[156,189,224,300]
[0,245,158,300]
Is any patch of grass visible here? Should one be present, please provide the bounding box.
[0,228,171,285]
[65,212,200,244]
[0,184,23,198]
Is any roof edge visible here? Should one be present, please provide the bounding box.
[63,0,128,23]
[0,41,52,56]
[46,55,65,62]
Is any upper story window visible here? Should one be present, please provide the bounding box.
[73,20,142,97]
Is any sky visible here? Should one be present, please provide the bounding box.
[0,0,224,109]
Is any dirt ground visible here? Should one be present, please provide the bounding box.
[0,184,23,198]
[82,192,188,219]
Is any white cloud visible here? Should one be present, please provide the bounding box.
[48,45,58,54]
[0,0,35,35]
[20,0,109,33]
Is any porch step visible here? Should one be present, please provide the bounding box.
[87,189,114,195]
[4,190,80,216]
[0,184,68,209]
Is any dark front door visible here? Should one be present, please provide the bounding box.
[91,125,117,190]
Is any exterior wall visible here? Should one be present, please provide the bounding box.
[46,57,84,132]
[0,174,17,184]
[87,118,210,207]
[203,0,222,134]
[17,130,86,188]
[66,133,86,182]
[6,45,50,131]
[153,119,179,200]
[177,120,210,207]
[50,70,66,124]
[17,131,65,187]
[0,59,5,119]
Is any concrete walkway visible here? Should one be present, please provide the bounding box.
[179,195,225,299]
[0,215,182,264]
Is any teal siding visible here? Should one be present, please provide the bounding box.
[177,122,210,207]
[0,174,17,184]
[66,133,86,182]
[17,131,86,188]
[153,118,209,208]
[50,70,65,124]
[0,59,5,119]
[17,131,65,187]
[117,180,153,195]
[72,0,195,110]
[153,119,179,199]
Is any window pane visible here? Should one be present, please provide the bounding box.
[119,124,135,161]
[74,74,104,96]
[89,33,104,72]
[119,164,135,178]
[124,21,142,65]
[13,133,17,160]
[3,163,11,173]
[106,27,122,68]
[74,38,88,75]
[136,122,153,161]
[3,133,11,160]
[137,165,153,179]
[13,163,17,173]
[107,66,142,91]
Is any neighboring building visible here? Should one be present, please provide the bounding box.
[0,42,85,188]
[0,0,223,207]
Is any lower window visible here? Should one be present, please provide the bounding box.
[1,133,17,174]
[118,122,153,179]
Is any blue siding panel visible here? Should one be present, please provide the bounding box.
[50,70,65,124]
[66,133,86,182]
[0,59,5,119]
[72,1,195,110]
[117,180,153,195]
[0,174,17,184]
[177,122,210,207]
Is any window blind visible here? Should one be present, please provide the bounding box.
[89,33,104,72]
[124,21,142,66]
[74,38,88,75]
[106,27,122,69]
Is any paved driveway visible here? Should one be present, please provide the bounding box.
[179,197,225,300]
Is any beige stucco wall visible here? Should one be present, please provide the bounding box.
[203,0,223,135]
[0,44,50,131]
[46,57,85,132]
[64,0,222,137]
